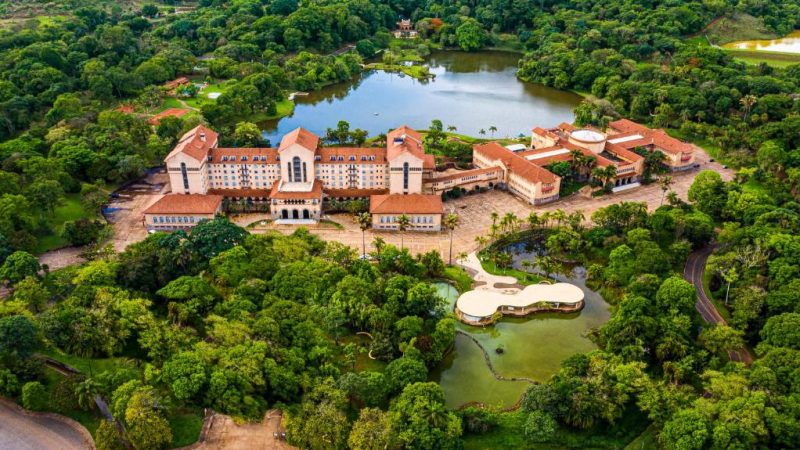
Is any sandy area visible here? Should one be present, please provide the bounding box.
[190,410,295,450]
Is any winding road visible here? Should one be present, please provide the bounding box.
[0,400,93,450]
[683,246,753,364]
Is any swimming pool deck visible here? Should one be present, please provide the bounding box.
[456,252,585,325]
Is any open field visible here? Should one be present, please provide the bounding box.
[699,13,777,44]
[722,48,800,67]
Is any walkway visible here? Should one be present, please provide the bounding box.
[684,245,754,364]
[0,399,93,450]
[460,252,517,288]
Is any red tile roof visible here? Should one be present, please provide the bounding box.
[167,125,218,162]
[608,119,649,134]
[149,108,190,125]
[279,127,319,151]
[369,194,443,215]
[269,179,324,200]
[473,142,558,184]
[387,125,426,162]
[143,194,223,215]
[607,124,693,155]
[210,148,279,164]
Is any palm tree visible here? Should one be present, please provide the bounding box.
[397,214,411,251]
[740,94,757,122]
[490,211,499,227]
[356,212,371,257]
[489,126,497,137]
[447,125,457,132]
[551,209,566,229]
[444,213,460,265]
[456,251,468,263]
[372,236,385,256]
[474,235,489,250]
[567,211,585,231]
[503,212,518,233]
[658,175,673,205]
[479,128,486,137]
[75,377,101,411]
[527,212,540,229]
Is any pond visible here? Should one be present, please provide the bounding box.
[722,30,800,53]
[431,242,610,409]
[261,51,582,141]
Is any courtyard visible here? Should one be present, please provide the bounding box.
[237,147,732,258]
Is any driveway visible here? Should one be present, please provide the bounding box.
[0,400,93,450]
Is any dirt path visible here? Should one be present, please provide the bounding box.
[0,400,94,450]
[189,410,295,450]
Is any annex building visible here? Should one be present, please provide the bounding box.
[144,120,694,232]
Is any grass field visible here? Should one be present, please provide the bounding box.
[169,412,204,447]
[723,48,800,68]
[701,13,777,45]
[35,194,91,254]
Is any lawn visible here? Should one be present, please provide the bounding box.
[463,408,650,449]
[40,368,102,437]
[39,347,136,376]
[701,13,777,45]
[35,194,92,254]
[478,253,544,286]
[443,265,473,292]
[723,48,800,68]
[169,411,204,447]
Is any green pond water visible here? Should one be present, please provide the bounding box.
[431,243,610,408]
[722,30,800,54]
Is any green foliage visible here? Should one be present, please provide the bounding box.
[21,381,47,411]
[523,410,557,442]
[0,251,40,284]
[388,382,462,449]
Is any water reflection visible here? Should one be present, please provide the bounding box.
[722,30,800,53]
[261,51,582,142]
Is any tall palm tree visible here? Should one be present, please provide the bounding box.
[397,214,411,251]
[568,210,585,231]
[475,235,489,250]
[490,211,499,227]
[489,126,497,137]
[356,212,371,257]
[479,128,486,137]
[659,175,673,205]
[527,212,540,229]
[503,212,518,233]
[456,251,468,263]
[551,209,566,229]
[444,213,460,265]
[447,125,457,132]
[372,236,386,256]
[740,94,757,122]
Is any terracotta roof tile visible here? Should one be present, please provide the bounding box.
[387,125,426,162]
[269,179,323,200]
[279,127,319,151]
[143,194,223,215]
[369,194,443,214]
[166,125,218,162]
[608,119,649,134]
[473,142,558,184]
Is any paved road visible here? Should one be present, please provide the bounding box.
[684,246,753,364]
[0,402,92,450]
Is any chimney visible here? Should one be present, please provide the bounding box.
[199,132,206,142]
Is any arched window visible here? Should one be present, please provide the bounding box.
[292,157,302,183]
[302,162,307,182]
[403,162,409,190]
[180,162,189,190]
[287,162,292,182]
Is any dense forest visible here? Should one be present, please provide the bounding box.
[0,0,800,448]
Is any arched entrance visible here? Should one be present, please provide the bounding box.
[281,209,288,219]
[303,209,310,219]
[292,209,299,219]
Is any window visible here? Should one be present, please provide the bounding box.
[152,217,157,223]
[292,156,302,182]
[302,162,307,182]
[241,156,247,161]
[180,162,189,190]
[403,162,409,190]
[287,162,292,181]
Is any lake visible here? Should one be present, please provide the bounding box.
[722,30,800,53]
[430,241,610,409]
[261,51,582,142]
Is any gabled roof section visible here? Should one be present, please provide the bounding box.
[387,125,426,161]
[165,125,218,162]
[474,142,558,184]
[279,127,319,152]
[369,193,443,214]
[143,194,223,215]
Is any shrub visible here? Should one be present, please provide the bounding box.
[62,219,106,246]
[0,368,19,397]
[21,381,48,411]
[524,410,557,443]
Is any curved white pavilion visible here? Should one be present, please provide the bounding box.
[455,282,585,325]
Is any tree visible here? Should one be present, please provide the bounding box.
[0,315,39,358]
[124,388,172,450]
[233,122,261,147]
[488,126,497,137]
[699,325,745,360]
[189,217,248,261]
[524,411,557,443]
[75,377,101,411]
[21,382,48,411]
[397,214,411,251]
[0,251,40,284]
[661,409,709,450]
[12,276,49,312]
[384,357,427,394]
[389,382,462,449]
[444,213,459,265]
[162,351,208,401]
[357,212,371,258]
[688,171,727,219]
[761,313,800,349]
[95,420,126,450]
[348,407,395,450]
[659,175,673,205]
[456,18,486,51]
